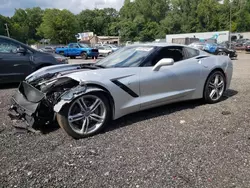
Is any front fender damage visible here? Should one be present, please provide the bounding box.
[8,77,107,133]
[54,87,105,113]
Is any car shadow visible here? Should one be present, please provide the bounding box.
[103,89,238,134]
[0,83,19,90]
[35,89,238,135]
[39,122,60,134]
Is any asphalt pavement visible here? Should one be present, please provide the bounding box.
[1,53,250,187]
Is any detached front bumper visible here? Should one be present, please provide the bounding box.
[8,82,53,128]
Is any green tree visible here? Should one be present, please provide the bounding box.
[77,8,119,36]
[9,7,43,43]
[0,15,11,37]
[38,9,79,44]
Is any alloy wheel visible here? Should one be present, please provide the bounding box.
[208,74,225,101]
[67,95,107,135]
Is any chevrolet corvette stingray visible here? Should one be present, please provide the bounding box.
[9,43,233,138]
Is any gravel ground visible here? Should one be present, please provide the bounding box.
[1,53,250,188]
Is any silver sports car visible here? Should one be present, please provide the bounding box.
[9,43,233,138]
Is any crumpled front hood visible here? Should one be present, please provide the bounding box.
[25,63,90,83]
[63,67,140,87]
[25,63,140,91]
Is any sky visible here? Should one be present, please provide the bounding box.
[0,0,125,17]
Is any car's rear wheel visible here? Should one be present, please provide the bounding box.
[57,93,111,139]
[59,51,64,56]
[81,52,88,59]
[217,51,227,56]
[204,71,226,104]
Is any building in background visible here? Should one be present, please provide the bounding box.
[166,31,230,44]
[76,32,120,46]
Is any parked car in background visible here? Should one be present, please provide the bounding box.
[55,43,99,59]
[39,46,56,53]
[189,42,237,59]
[0,35,68,84]
[103,44,119,52]
[203,43,237,58]
[245,41,250,52]
[188,42,206,50]
[97,46,113,57]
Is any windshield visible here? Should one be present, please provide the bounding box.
[96,46,155,68]
[79,43,90,48]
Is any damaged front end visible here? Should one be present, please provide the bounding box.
[8,77,83,132]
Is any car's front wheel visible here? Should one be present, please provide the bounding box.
[204,71,226,104]
[57,93,111,139]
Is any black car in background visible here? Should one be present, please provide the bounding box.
[189,42,237,59]
[0,35,68,84]
[215,43,238,58]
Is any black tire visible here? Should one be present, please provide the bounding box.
[81,52,88,59]
[57,92,111,139]
[59,51,64,56]
[204,71,226,104]
[217,51,227,56]
[70,56,75,59]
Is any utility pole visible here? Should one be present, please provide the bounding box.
[5,23,10,37]
[229,0,232,49]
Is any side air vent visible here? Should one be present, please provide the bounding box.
[196,56,209,59]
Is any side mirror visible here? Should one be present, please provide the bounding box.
[152,58,174,71]
[16,47,26,54]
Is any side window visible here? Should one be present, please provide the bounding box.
[184,47,200,59]
[69,44,74,48]
[0,39,19,53]
[145,47,185,66]
[73,44,79,48]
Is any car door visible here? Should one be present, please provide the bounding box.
[139,46,203,110]
[0,38,33,83]
[67,44,75,56]
[73,43,81,56]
